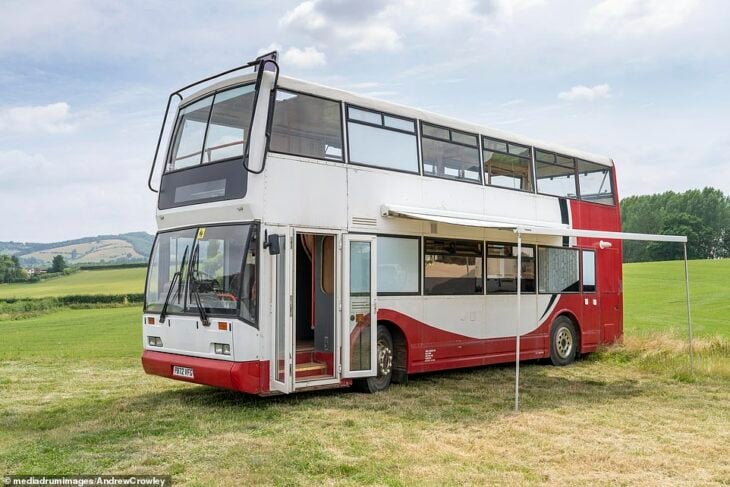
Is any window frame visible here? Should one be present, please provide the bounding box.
[485,241,537,295]
[575,158,616,207]
[267,88,346,163]
[536,244,581,295]
[534,149,580,200]
[420,121,483,185]
[165,82,257,176]
[345,104,420,175]
[375,233,422,296]
[423,236,485,296]
[482,135,535,194]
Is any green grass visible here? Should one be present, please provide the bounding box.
[624,258,730,338]
[0,268,146,299]
[0,306,728,485]
[1,260,729,484]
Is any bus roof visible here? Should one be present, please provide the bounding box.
[180,72,614,167]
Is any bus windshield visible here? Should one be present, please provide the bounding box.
[167,83,257,172]
[145,224,257,322]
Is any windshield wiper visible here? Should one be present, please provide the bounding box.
[159,246,189,324]
[186,244,210,327]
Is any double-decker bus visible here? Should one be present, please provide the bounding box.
[142,53,623,395]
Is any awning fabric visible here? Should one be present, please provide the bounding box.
[381,204,687,243]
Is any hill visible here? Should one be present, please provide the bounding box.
[0,267,146,299]
[0,232,154,267]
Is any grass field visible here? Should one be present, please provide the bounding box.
[0,268,146,299]
[1,260,729,484]
[624,259,730,337]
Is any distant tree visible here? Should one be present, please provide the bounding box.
[622,188,730,262]
[0,255,27,283]
[51,255,67,273]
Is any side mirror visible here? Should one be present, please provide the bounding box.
[264,232,281,255]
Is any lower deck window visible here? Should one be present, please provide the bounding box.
[486,244,535,293]
[424,238,483,295]
[582,250,596,293]
[377,236,419,294]
[538,247,579,293]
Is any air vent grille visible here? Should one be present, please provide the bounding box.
[351,216,377,227]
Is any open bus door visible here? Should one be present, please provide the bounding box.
[341,235,378,379]
[270,228,294,393]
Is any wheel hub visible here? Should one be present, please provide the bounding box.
[555,326,573,359]
[377,338,393,377]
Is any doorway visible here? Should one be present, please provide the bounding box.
[294,233,336,381]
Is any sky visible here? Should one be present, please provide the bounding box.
[1,0,728,242]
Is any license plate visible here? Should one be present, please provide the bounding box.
[172,366,194,378]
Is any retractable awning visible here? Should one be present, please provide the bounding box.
[381,203,692,412]
[381,204,687,243]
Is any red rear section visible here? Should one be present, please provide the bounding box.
[569,168,624,344]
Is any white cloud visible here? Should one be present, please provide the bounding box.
[280,0,402,52]
[257,42,282,56]
[282,46,327,68]
[0,102,76,135]
[558,84,612,102]
[586,0,699,35]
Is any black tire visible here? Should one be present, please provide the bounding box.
[356,325,394,393]
[550,316,579,366]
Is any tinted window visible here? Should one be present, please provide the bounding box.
[486,244,535,293]
[577,159,614,205]
[347,106,419,173]
[538,247,580,293]
[270,90,343,161]
[483,136,533,192]
[377,236,419,294]
[424,238,483,295]
[535,152,577,198]
[421,123,481,183]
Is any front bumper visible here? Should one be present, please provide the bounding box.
[142,350,269,394]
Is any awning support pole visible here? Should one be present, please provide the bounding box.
[515,232,522,412]
[683,243,694,372]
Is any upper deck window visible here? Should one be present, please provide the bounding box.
[168,84,256,172]
[483,136,533,192]
[576,159,614,205]
[270,90,343,161]
[535,150,578,199]
[346,106,419,173]
[421,122,481,183]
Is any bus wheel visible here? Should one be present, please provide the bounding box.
[357,325,394,393]
[550,316,578,366]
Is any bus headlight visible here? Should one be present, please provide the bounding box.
[148,336,163,347]
[214,343,231,355]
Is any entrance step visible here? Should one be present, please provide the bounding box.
[295,361,327,379]
[295,347,315,364]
